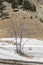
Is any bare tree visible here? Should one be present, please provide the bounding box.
[10,17,24,54]
[10,18,18,53]
[18,22,24,54]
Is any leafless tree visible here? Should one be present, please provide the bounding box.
[10,18,18,53]
[10,17,24,54]
[18,22,24,54]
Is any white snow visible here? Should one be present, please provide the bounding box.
[0,38,43,63]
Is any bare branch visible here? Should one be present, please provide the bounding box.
[10,18,18,52]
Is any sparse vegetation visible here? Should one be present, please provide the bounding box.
[12,1,17,9]
[30,16,33,19]
[0,0,3,10]
[23,17,26,19]
[39,18,43,23]
[17,0,23,5]
[31,4,36,12]
[23,0,36,12]
[4,0,13,3]
[4,0,36,12]
[0,0,7,18]
[35,16,38,18]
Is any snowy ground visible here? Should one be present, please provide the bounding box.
[0,38,43,63]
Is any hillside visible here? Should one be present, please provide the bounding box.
[0,1,43,40]
[0,1,43,64]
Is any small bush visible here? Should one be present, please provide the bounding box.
[17,0,23,5]
[4,0,36,12]
[23,17,26,19]
[12,1,17,9]
[31,5,36,12]
[23,0,31,11]
[40,18,43,23]
[4,0,13,3]
[35,16,38,18]
[0,0,3,5]
[30,16,32,19]
[38,0,39,2]
[23,0,36,12]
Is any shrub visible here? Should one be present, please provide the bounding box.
[31,5,36,12]
[4,0,36,12]
[35,16,38,18]
[38,0,39,2]
[17,0,23,5]
[0,0,3,5]
[23,0,36,12]
[30,16,32,19]
[39,18,43,23]
[12,1,17,9]
[23,0,31,11]
[4,0,13,3]
[23,17,26,19]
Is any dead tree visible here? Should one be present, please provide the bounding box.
[18,22,24,54]
[11,17,24,54]
[11,18,18,53]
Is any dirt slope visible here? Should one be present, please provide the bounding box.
[0,2,43,40]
